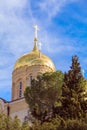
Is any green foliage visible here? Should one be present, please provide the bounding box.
[0,114,30,130]
[24,71,64,123]
[31,117,87,130]
[12,116,21,130]
[31,117,64,130]
[21,122,30,130]
[0,114,13,130]
[0,107,87,130]
[66,119,87,130]
[61,55,87,119]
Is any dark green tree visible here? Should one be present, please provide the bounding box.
[24,71,64,123]
[61,55,86,119]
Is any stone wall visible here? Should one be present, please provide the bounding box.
[12,65,54,100]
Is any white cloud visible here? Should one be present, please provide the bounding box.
[0,0,42,100]
[38,0,78,19]
[0,0,27,11]
[39,29,77,54]
[0,0,35,55]
[38,0,66,19]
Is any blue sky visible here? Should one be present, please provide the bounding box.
[0,0,87,101]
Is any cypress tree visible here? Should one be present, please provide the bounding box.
[61,55,86,119]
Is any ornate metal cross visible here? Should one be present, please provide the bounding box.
[33,25,39,38]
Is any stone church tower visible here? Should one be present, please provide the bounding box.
[0,26,56,122]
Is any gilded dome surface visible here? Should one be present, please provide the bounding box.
[14,26,55,71]
[14,45,55,71]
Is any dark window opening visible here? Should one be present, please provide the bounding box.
[19,82,22,98]
[7,106,10,116]
[30,76,32,85]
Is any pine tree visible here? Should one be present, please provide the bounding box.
[24,71,64,123]
[61,55,86,119]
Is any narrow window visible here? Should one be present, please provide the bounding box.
[7,105,10,116]
[19,82,22,98]
[30,76,32,85]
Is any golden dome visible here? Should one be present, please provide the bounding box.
[14,42,55,71]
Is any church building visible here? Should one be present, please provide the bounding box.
[0,26,56,122]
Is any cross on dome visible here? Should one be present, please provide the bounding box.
[33,25,39,39]
[38,42,42,51]
[33,25,39,51]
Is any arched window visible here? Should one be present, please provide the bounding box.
[19,82,22,98]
